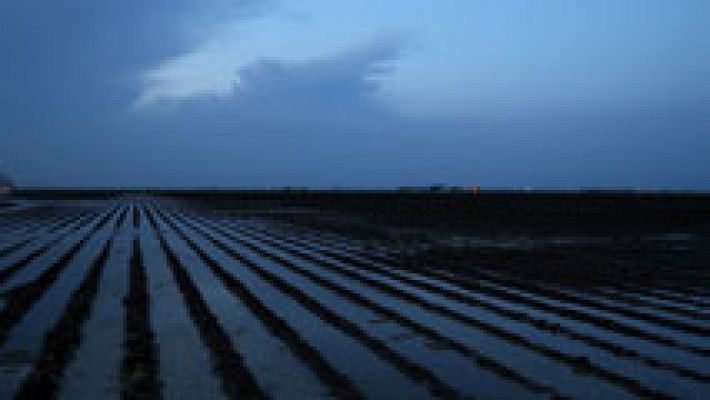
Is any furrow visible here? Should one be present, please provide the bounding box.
[235,221,709,382]
[161,211,463,400]
[250,221,710,324]
[234,219,709,358]
[0,208,120,399]
[261,220,710,314]
[149,209,434,400]
[120,236,161,400]
[59,208,133,400]
[0,212,100,285]
[176,213,567,399]
[14,236,112,399]
[145,209,264,400]
[200,217,676,399]
[0,207,118,345]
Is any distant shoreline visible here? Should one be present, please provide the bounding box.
[7,189,710,233]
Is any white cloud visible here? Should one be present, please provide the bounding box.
[136,46,243,107]
[136,32,406,107]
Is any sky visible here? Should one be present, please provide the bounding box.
[1,0,709,189]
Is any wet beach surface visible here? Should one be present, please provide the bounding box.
[0,193,708,399]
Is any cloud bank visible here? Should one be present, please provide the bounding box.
[0,1,708,188]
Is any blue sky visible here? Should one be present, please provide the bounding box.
[1,0,708,188]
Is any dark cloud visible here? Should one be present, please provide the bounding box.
[128,37,709,189]
[0,0,272,118]
[236,38,402,108]
[172,36,405,132]
[0,2,708,188]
